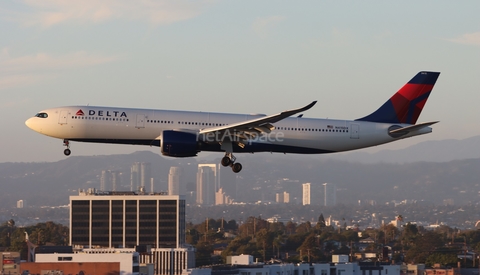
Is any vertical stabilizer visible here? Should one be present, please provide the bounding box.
[356,71,440,124]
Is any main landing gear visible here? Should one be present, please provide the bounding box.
[63,139,71,156]
[221,152,242,173]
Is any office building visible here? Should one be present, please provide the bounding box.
[70,189,194,275]
[100,170,121,191]
[215,187,232,205]
[217,166,237,201]
[302,183,311,205]
[168,166,182,195]
[131,162,151,191]
[302,183,322,205]
[323,182,337,206]
[70,189,186,248]
[196,164,217,206]
[16,200,25,208]
[275,191,290,203]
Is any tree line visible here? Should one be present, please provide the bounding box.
[187,215,480,268]
[0,219,69,259]
[2,217,480,269]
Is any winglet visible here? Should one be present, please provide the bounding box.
[278,101,317,119]
[356,71,440,124]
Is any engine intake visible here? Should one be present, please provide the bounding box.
[161,130,199,157]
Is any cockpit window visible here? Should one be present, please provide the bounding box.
[35,113,48,118]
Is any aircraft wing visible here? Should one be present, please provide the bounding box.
[198,101,317,141]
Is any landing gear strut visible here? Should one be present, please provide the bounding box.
[221,152,242,173]
[63,139,71,156]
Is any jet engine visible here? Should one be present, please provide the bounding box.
[160,130,199,157]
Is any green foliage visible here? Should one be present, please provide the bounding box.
[425,253,458,267]
[0,220,68,260]
[187,217,480,266]
[317,214,326,229]
[195,240,214,267]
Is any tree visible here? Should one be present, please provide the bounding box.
[195,240,213,267]
[401,223,419,251]
[273,234,285,259]
[297,233,322,262]
[425,253,458,267]
[317,214,326,229]
[256,228,275,261]
[285,221,296,235]
[296,222,311,234]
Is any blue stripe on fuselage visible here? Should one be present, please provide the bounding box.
[69,138,335,154]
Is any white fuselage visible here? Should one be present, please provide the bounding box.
[25,106,432,154]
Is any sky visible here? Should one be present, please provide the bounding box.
[1,1,480,163]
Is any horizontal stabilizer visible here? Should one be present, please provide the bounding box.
[389,121,439,137]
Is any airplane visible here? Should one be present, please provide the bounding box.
[25,71,440,173]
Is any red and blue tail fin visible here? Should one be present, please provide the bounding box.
[356,71,440,124]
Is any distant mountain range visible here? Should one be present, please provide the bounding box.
[326,135,480,163]
[1,136,480,210]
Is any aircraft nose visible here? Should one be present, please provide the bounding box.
[25,117,38,132]
[25,118,33,129]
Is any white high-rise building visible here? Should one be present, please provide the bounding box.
[323,182,337,206]
[302,183,311,205]
[302,183,323,205]
[168,166,182,195]
[196,164,217,206]
[130,162,151,191]
[275,192,290,203]
[100,170,121,191]
[16,200,25,208]
[215,187,232,205]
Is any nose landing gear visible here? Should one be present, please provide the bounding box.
[221,152,242,173]
[63,139,71,156]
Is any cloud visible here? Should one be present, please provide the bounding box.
[8,0,207,27]
[0,49,118,89]
[1,50,119,72]
[0,93,33,108]
[0,74,55,90]
[252,16,286,39]
[447,32,480,46]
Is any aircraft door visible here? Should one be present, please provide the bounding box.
[350,124,359,139]
[58,110,68,125]
[136,114,145,128]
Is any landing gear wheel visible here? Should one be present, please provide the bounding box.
[63,139,71,156]
[232,162,242,173]
[221,156,231,167]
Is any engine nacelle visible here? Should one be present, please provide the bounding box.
[161,130,199,157]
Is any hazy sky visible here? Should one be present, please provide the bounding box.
[1,1,479,163]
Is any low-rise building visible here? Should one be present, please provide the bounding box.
[21,249,142,275]
[184,255,401,275]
